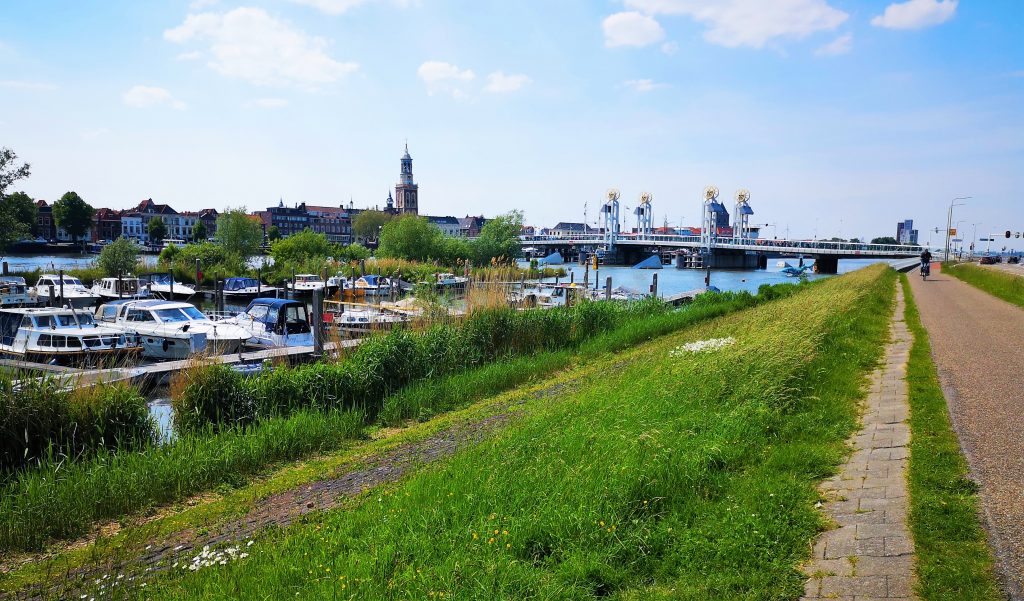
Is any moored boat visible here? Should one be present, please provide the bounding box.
[284,274,325,297]
[353,274,394,296]
[0,307,142,365]
[212,298,313,348]
[138,272,196,300]
[96,299,251,360]
[91,276,150,300]
[1,277,41,308]
[31,274,100,308]
[222,277,280,301]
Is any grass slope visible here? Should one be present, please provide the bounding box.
[133,265,895,600]
[943,262,1024,308]
[900,274,1002,600]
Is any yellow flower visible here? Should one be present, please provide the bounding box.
[494,529,499,535]
[502,530,508,536]
[488,538,495,544]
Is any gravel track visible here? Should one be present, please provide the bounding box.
[908,265,1024,600]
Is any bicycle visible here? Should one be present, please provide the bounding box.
[920,261,931,280]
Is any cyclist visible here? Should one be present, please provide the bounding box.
[920,249,933,278]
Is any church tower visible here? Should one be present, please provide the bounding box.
[394,143,419,215]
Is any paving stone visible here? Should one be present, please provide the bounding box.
[801,284,917,600]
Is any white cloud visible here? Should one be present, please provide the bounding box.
[0,80,57,91]
[247,97,289,108]
[661,41,679,55]
[602,12,665,48]
[287,0,369,15]
[176,50,203,61]
[80,128,110,140]
[189,0,219,9]
[164,7,358,89]
[417,61,475,97]
[623,0,847,49]
[623,79,669,92]
[871,0,957,30]
[815,32,852,56]
[485,71,530,93]
[122,85,186,110]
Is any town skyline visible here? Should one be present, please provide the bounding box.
[2,1,1021,246]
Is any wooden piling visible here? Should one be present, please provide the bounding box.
[605,276,612,300]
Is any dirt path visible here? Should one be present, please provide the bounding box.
[6,380,579,600]
[909,265,1024,600]
[802,283,917,600]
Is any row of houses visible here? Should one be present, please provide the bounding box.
[254,199,487,245]
[33,198,220,244]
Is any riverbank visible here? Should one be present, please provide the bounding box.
[2,265,898,598]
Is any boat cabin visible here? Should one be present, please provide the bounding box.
[243,298,311,336]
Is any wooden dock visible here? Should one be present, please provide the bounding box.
[664,288,708,306]
[4,340,364,389]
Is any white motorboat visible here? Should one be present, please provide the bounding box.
[284,274,325,296]
[91,277,150,300]
[353,274,394,296]
[1,277,40,308]
[325,275,350,296]
[212,298,313,348]
[324,304,408,333]
[31,274,100,308]
[138,272,196,300]
[0,307,142,365]
[95,299,250,360]
[434,272,469,289]
[222,277,280,300]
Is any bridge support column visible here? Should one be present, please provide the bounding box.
[756,254,768,270]
[813,256,838,274]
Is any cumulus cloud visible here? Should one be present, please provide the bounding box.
[815,33,852,56]
[623,0,847,49]
[661,41,679,55]
[623,79,669,92]
[164,7,358,89]
[485,71,530,93]
[176,50,203,61]
[871,0,957,30]
[247,97,289,108]
[122,85,186,110]
[602,12,665,48]
[417,61,474,97]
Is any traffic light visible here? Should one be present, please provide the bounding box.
[1007,231,1012,239]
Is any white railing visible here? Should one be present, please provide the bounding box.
[520,234,922,256]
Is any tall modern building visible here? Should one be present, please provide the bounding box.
[896,219,918,245]
[394,143,419,215]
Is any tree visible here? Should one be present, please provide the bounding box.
[52,191,95,250]
[1,191,38,236]
[472,211,523,264]
[0,148,32,254]
[0,147,31,199]
[270,228,335,265]
[353,210,393,241]
[267,225,281,241]
[148,216,167,244]
[215,207,264,258]
[849,237,862,243]
[871,236,899,245]
[97,237,140,276]
[377,215,446,261]
[192,220,207,242]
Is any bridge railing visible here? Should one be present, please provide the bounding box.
[521,234,923,256]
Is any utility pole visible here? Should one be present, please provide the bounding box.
[945,196,971,261]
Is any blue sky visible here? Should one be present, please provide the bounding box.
[1,0,1021,246]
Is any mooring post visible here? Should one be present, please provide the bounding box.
[704,265,711,289]
[570,271,574,285]
[312,288,324,358]
[651,273,658,298]
[118,272,123,299]
[195,259,201,287]
[291,269,296,301]
[605,276,612,300]
[169,273,174,299]
[584,260,589,288]
[1,261,7,276]
[49,285,55,307]
[59,269,65,304]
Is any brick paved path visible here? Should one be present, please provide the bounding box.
[802,284,917,600]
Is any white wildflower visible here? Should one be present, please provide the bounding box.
[669,337,736,356]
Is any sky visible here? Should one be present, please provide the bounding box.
[1,0,1022,247]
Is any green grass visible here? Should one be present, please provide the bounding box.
[131,265,895,599]
[900,274,1002,600]
[944,262,1024,308]
[0,288,790,555]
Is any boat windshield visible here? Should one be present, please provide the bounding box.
[35,314,91,328]
[148,274,172,285]
[64,277,84,286]
[226,278,258,291]
[181,306,206,320]
[155,308,190,323]
[297,275,322,283]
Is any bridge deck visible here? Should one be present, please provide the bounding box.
[523,235,921,258]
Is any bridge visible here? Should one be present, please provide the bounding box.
[521,234,923,274]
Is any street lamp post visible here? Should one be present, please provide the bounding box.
[970,222,982,259]
[945,197,971,261]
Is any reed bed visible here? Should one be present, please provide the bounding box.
[0,373,153,473]
[138,266,896,599]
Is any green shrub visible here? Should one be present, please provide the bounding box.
[173,365,256,433]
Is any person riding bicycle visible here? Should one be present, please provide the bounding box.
[920,249,932,276]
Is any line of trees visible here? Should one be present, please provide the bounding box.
[377,211,523,265]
